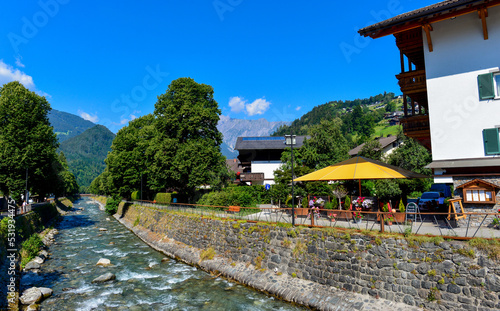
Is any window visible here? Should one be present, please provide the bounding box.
[483,128,500,155]
[478,72,500,100]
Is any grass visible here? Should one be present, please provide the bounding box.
[468,238,500,260]
[372,121,401,139]
[200,247,216,262]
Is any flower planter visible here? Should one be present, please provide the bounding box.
[294,208,308,217]
[336,211,351,220]
[393,211,406,223]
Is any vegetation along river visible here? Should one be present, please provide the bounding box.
[22,198,305,310]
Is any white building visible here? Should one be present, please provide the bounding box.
[234,136,308,186]
[359,0,500,209]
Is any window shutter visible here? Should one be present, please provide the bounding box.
[483,128,500,155]
[478,73,495,100]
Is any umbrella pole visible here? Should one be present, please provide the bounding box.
[359,180,362,197]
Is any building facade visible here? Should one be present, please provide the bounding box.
[234,136,308,185]
[359,0,500,210]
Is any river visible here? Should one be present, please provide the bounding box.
[22,198,304,310]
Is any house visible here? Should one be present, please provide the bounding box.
[348,135,401,158]
[359,0,500,209]
[234,136,308,185]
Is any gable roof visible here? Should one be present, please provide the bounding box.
[359,0,498,38]
[235,136,309,151]
[348,135,399,156]
[456,178,500,189]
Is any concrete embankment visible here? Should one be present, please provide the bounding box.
[113,204,430,310]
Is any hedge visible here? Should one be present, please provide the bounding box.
[131,191,140,201]
[154,193,172,204]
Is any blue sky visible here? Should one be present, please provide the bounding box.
[0,0,437,133]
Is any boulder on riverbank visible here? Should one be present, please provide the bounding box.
[96,258,111,267]
[92,272,116,283]
[24,261,41,271]
[20,287,53,305]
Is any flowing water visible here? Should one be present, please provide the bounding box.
[22,198,304,310]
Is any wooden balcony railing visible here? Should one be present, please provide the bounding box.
[400,115,431,150]
[400,115,429,133]
[396,70,427,94]
[240,173,264,181]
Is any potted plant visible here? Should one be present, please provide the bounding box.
[382,203,394,225]
[393,199,406,223]
[350,202,363,223]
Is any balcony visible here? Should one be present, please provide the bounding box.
[240,173,264,182]
[396,70,426,95]
[400,115,431,150]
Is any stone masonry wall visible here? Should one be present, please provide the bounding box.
[118,204,500,310]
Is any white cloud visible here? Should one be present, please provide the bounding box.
[246,98,271,116]
[295,106,302,111]
[228,96,272,116]
[0,60,34,88]
[228,96,246,113]
[78,110,99,123]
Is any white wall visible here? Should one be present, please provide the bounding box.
[423,6,500,161]
[251,161,282,185]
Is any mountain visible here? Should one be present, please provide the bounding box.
[59,125,115,190]
[48,109,96,142]
[217,116,290,159]
[272,92,395,136]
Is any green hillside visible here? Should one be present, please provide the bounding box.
[48,109,96,142]
[272,92,395,137]
[59,125,115,191]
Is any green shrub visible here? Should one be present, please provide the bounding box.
[105,197,120,215]
[154,193,172,204]
[20,234,43,267]
[301,197,308,208]
[344,196,351,209]
[131,191,140,201]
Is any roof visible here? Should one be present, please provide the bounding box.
[348,135,398,157]
[234,136,309,151]
[359,0,495,38]
[456,178,500,189]
[426,157,500,169]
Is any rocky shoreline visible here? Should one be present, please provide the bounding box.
[19,228,58,310]
[114,214,420,311]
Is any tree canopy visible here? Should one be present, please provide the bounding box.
[90,78,228,200]
[0,81,77,200]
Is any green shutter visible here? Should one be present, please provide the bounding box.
[478,73,495,100]
[483,128,500,155]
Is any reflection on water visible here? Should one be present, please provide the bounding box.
[25,198,303,310]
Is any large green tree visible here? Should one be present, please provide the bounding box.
[301,118,350,169]
[0,81,60,200]
[148,78,226,196]
[105,114,155,199]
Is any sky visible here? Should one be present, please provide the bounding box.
[0,0,438,133]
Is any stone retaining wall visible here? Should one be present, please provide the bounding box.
[116,204,500,310]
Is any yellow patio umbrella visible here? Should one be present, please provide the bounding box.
[293,156,428,195]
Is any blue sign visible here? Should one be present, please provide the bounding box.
[265,184,271,190]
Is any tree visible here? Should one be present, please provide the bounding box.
[385,101,396,112]
[148,78,226,197]
[358,139,383,161]
[54,152,79,196]
[0,81,59,200]
[302,118,350,169]
[387,136,432,203]
[105,114,155,199]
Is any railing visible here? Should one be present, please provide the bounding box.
[396,70,427,94]
[400,114,429,133]
[127,200,500,240]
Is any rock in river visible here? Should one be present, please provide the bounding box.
[24,261,41,271]
[96,258,112,267]
[92,272,116,283]
[20,287,53,305]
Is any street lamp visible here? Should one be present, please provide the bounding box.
[285,133,296,226]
